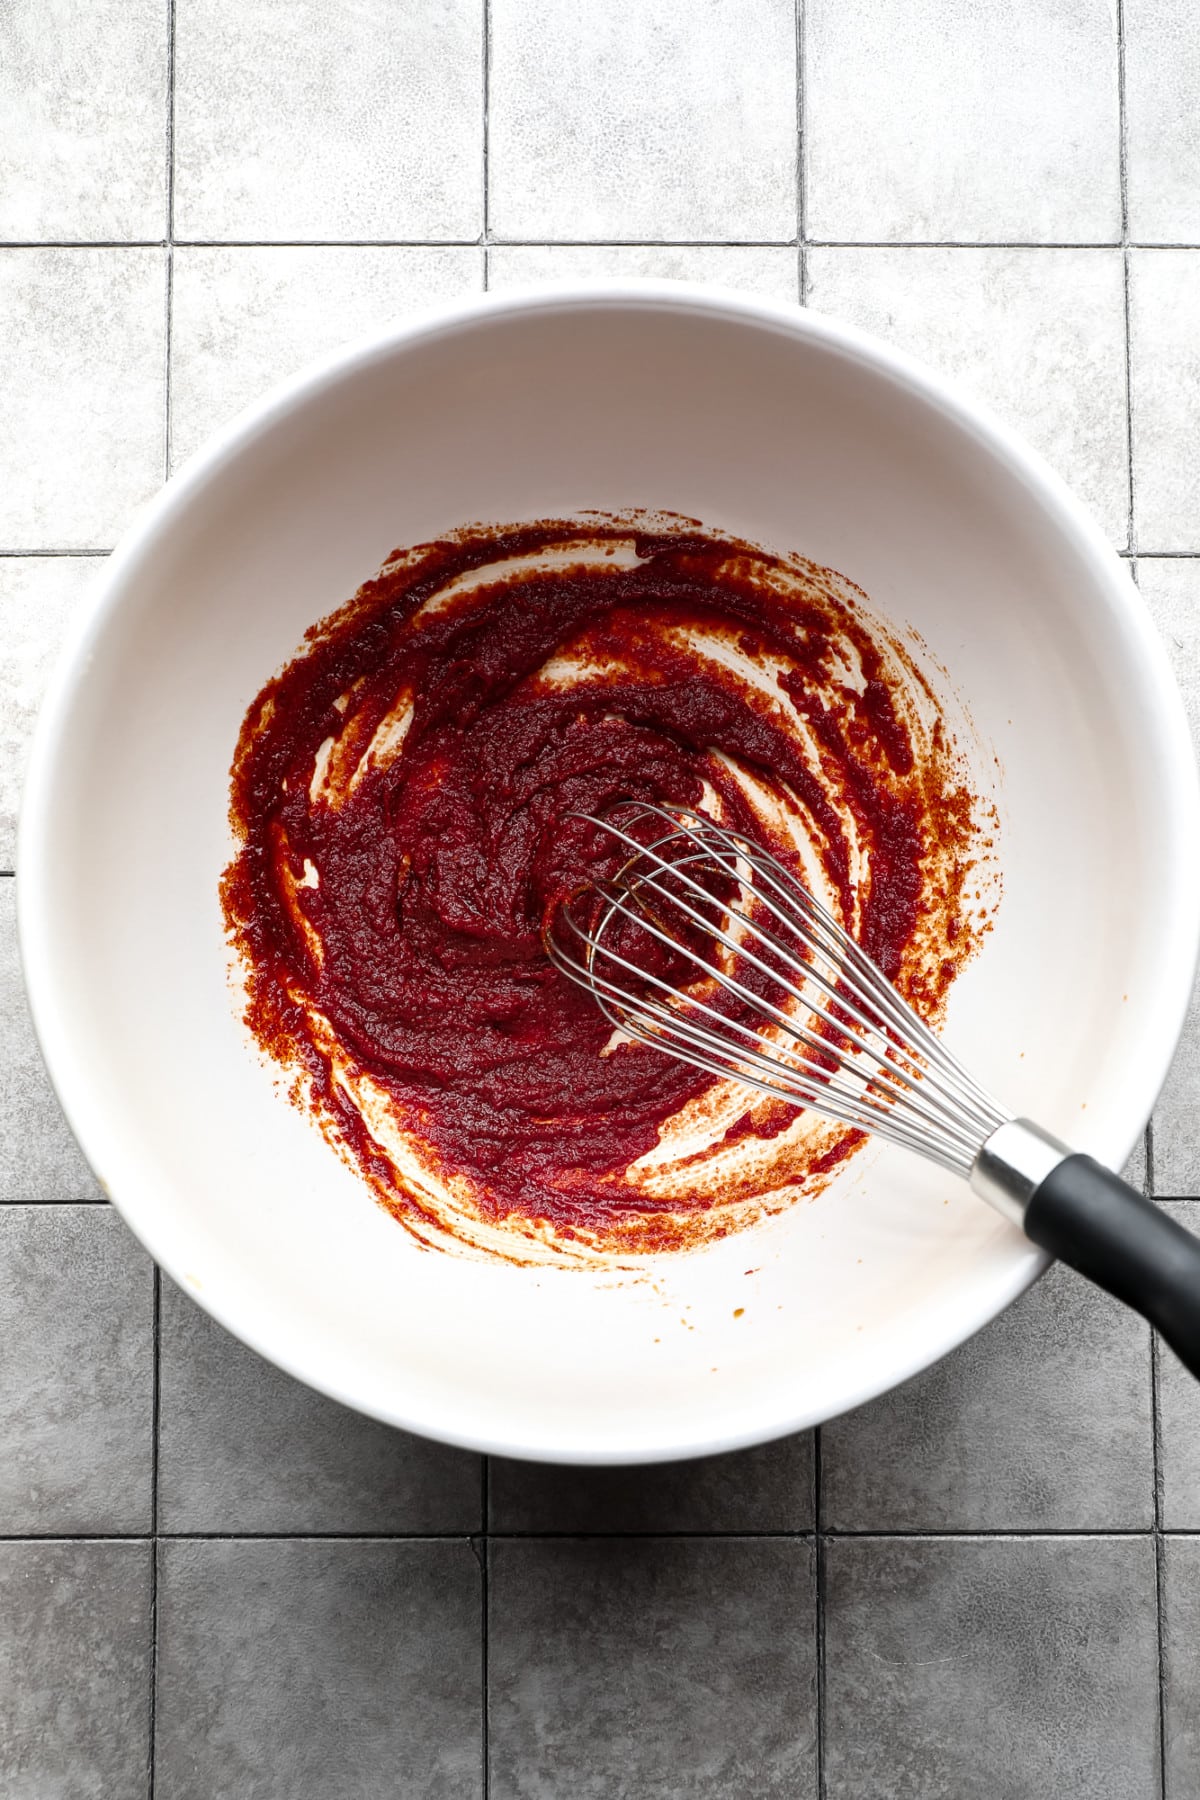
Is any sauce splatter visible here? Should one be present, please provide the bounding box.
[222,515,993,1265]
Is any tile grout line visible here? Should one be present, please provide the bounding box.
[1154,1532,1169,1800]
[814,1425,826,1798]
[1117,0,1138,562]
[482,0,492,289]
[1151,1325,1169,1800]
[481,1456,490,1799]
[805,238,1130,250]
[1,1527,1197,1544]
[148,1270,161,1800]
[164,0,177,478]
[166,0,178,242]
[795,0,807,303]
[8,238,1200,251]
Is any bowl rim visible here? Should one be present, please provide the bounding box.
[18,278,1200,1463]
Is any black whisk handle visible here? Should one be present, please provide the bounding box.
[1024,1156,1200,1379]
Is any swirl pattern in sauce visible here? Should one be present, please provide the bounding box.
[222,516,993,1265]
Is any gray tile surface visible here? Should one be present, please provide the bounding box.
[170,245,483,467]
[173,0,483,242]
[0,0,167,242]
[1141,560,1200,1194]
[804,0,1122,243]
[1163,1535,1200,1800]
[806,246,1130,545]
[5,0,1200,1790]
[822,1261,1154,1531]
[0,1540,152,1800]
[1129,251,1200,551]
[490,1433,813,1533]
[158,1277,481,1534]
[0,881,102,1200]
[824,1536,1160,1800]
[1126,0,1200,243]
[488,0,797,242]
[488,1537,815,1798]
[0,1207,154,1534]
[0,249,165,550]
[1157,1204,1200,1528]
[0,557,99,868]
[155,1538,482,1800]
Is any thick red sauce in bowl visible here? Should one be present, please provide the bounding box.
[222,516,990,1264]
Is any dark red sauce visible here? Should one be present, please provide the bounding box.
[222,517,986,1263]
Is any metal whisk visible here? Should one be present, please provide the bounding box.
[548,802,1200,1379]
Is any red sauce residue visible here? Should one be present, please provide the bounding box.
[221,515,992,1265]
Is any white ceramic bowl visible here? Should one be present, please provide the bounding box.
[20,283,1200,1463]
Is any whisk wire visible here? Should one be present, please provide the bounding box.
[636,803,1005,1126]
[574,871,986,1159]
[620,802,1004,1126]
[560,932,973,1168]
[547,802,1010,1177]
[573,808,998,1144]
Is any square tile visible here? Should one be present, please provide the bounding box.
[488,244,800,302]
[158,1276,481,1533]
[1163,1535,1200,1799]
[173,0,482,241]
[0,0,166,241]
[1130,252,1200,552]
[0,557,99,868]
[1156,1203,1200,1528]
[488,0,797,242]
[824,1536,1159,1800]
[170,246,482,467]
[0,1540,152,1800]
[1125,0,1200,242]
[489,1432,812,1532]
[804,0,1121,243]
[0,880,102,1199]
[0,1206,153,1534]
[822,1260,1153,1530]
[156,1539,481,1800]
[806,247,1129,545]
[1139,558,1200,1193]
[0,249,165,550]
[488,1538,815,1798]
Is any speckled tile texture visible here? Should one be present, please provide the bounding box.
[2,0,1199,1793]
[824,1536,1160,1799]
[172,0,483,242]
[156,1538,482,1799]
[488,1538,817,1797]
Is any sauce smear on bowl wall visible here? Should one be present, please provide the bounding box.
[221,515,993,1265]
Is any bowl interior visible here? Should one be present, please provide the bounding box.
[20,289,1198,1460]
